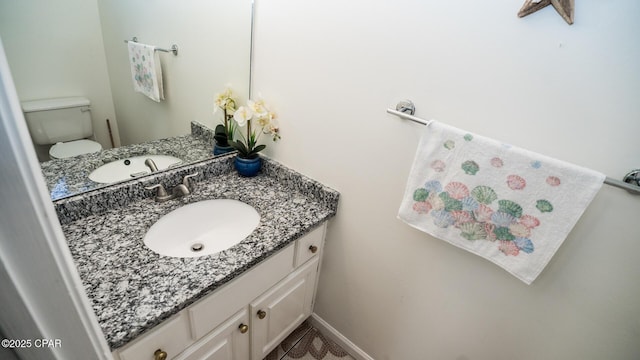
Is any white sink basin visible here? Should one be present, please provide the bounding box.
[143,199,260,258]
[89,155,182,184]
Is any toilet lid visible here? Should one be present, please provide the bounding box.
[49,139,102,159]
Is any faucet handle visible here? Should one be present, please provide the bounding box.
[182,172,199,188]
[145,183,168,198]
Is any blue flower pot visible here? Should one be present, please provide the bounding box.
[234,156,262,177]
[213,144,235,156]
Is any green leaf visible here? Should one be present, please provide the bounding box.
[229,140,249,156]
[227,122,236,140]
[215,124,230,146]
[247,144,266,157]
[214,135,229,146]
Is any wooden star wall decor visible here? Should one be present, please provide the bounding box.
[518,0,574,25]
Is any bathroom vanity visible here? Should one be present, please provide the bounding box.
[55,154,339,360]
[42,121,215,200]
[114,224,325,360]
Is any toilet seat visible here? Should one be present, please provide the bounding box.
[49,139,102,159]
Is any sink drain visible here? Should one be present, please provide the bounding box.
[191,243,204,252]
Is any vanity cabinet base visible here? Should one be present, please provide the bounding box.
[112,222,326,360]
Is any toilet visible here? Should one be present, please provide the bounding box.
[21,97,103,160]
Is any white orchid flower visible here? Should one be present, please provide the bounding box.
[213,93,225,113]
[264,123,281,141]
[225,98,237,113]
[233,106,253,127]
[213,87,234,113]
[247,99,268,116]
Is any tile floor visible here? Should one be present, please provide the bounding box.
[264,320,355,360]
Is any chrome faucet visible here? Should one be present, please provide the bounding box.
[144,158,159,172]
[145,172,199,202]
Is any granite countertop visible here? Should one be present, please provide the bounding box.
[59,158,339,350]
[41,122,215,200]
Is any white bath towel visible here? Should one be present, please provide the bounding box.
[398,121,605,284]
[127,42,164,102]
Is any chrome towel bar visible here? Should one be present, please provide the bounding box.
[387,100,640,195]
[124,37,178,56]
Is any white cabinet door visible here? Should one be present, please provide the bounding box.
[250,257,319,360]
[175,309,250,360]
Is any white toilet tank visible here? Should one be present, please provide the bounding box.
[21,97,94,145]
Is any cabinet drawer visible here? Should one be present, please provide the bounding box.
[118,312,192,360]
[188,243,295,339]
[294,224,325,267]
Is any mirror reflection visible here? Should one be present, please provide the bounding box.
[0,0,253,200]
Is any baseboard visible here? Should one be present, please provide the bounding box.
[308,313,375,360]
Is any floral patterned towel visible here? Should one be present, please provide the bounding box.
[398,121,605,284]
[127,42,164,102]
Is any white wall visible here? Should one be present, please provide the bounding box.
[253,1,640,359]
[97,0,252,145]
[0,39,111,360]
[0,0,119,158]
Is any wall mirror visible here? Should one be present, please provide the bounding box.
[0,0,253,200]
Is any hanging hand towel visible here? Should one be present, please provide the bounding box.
[398,121,605,284]
[127,42,164,102]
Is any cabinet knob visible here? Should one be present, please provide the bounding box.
[154,349,168,360]
[309,245,318,253]
[257,309,267,319]
[239,323,249,334]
